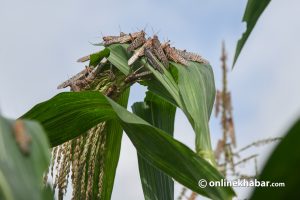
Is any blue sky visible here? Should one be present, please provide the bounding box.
[1,0,300,199]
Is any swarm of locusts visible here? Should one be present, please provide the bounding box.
[48,30,209,200]
[103,30,208,68]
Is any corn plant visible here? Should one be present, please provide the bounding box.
[20,37,234,199]
[0,1,283,200]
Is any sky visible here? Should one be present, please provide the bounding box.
[1,0,300,199]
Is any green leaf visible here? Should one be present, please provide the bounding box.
[250,118,300,200]
[99,89,130,200]
[133,92,176,200]
[233,0,271,67]
[89,48,110,67]
[22,92,235,199]
[145,78,178,107]
[106,44,216,164]
[0,116,53,200]
[141,58,182,107]
[109,98,234,200]
[173,62,216,163]
[21,92,115,147]
[107,44,131,75]
[21,90,130,199]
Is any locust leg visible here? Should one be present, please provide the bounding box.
[109,63,115,80]
[125,62,154,83]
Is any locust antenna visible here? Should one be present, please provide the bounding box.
[143,24,149,33]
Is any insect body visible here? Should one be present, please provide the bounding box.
[77,55,90,63]
[103,35,120,42]
[102,32,129,41]
[130,30,145,38]
[174,48,208,64]
[13,120,32,156]
[57,68,90,90]
[127,32,146,52]
[119,32,126,37]
[124,69,152,84]
[105,84,117,97]
[144,47,164,73]
[103,35,129,46]
[152,35,169,68]
[161,40,170,50]
[163,44,189,66]
[57,64,105,92]
[128,38,153,66]
[103,30,145,46]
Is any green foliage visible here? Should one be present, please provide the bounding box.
[107,44,216,163]
[107,44,132,75]
[133,92,176,200]
[99,89,130,200]
[141,57,182,107]
[173,62,215,162]
[89,48,110,67]
[250,118,300,199]
[0,1,285,199]
[22,91,235,199]
[21,92,115,147]
[233,0,271,66]
[0,116,53,200]
[21,42,224,199]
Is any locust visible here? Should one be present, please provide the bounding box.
[103,35,130,46]
[144,47,164,73]
[173,48,208,64]
[119,32,126,37]
[124,65,152,84]
[57,68,91,90]
[72,65,104,91]
[152,35,169,68]
[127,32,146,52]
[119,30,145,44]
[128,38,153,66]
[57,64,104,92]
[161,40,170,49]
[13,120,32,156]
[103,30,145,46]
[58,57,108,91]
[105,84,117,97]
[124,71,152,84]
[102,32,128,41]
[130,30,146,38]
[77,55,90,63]
[102,35,120,42]
[163,44,188,66]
